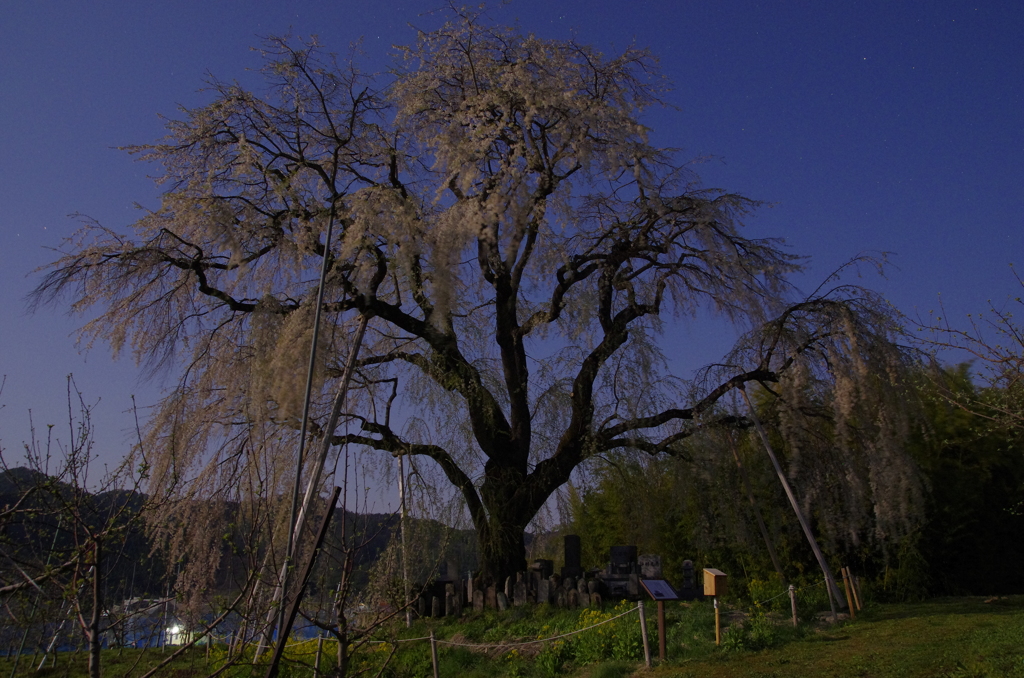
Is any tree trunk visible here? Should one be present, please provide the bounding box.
[477,513,528,586]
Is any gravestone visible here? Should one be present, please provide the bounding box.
[485,585,497,610]
[496,591,509,611]
[638,554,662,579]
[531,559,554,579]
[579,591,590,608]
[513,578,528,607]
[537,578,551,604]
[445,584,456,616]
[555,588,567,608]
[473,590,484,612]
[563,575,575,591]
[568,589,579,609]
[678,559,699,601]
[587,580,598,594]
[431,596,441,618]
[562,534,583,579]
[609,546,638,575]
[504,576,513,599]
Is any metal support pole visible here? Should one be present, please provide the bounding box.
[279,208,339,641]
[314,636,324,677]
[741,387,845,607]
[265,487,342,678]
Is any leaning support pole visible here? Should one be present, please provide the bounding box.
[278,208,339,640]
[265,486,343,678]
[740,387,846,608]
[726,432,786,580]
[256,314,369,661]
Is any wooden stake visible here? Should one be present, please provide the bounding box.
[657,600,667,661]
[638,602,652,668]
[825,576,838,623]
[841,568,856,619]
[715,597,723,645]
[789,584,798,627]
[430,630,439,678]
[850,571,863,611]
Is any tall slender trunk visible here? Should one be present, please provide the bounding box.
[88,539,102,678]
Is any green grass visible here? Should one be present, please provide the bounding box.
[655,596,1024,678]
[4,597,1022,676]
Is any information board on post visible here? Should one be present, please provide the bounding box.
[640,579,679,601]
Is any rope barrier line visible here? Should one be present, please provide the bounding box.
[749,578,827,609]
[188,581,835,652]
[361,635,432,645]
[436,605,638,649]
[352,605,639,651]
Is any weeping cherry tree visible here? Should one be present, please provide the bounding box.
[31,13,921,589]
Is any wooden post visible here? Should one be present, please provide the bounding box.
[638,602,652,668]
[429,630,439,678]
[657,600,667,661]
[850,571,863,611]
[841,568,856,619]
[714,597,722,646]
[789,584,798,627]
[825,576,838,623]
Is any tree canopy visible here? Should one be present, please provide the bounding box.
[32,13,919,586]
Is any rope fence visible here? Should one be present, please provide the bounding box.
[208,567,862,675]
[436,604,638,649]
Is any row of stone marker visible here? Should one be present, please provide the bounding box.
[417,571,604,618]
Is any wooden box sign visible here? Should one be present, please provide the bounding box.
[703,568,727,597]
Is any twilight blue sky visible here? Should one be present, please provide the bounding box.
[1,1,1022,475]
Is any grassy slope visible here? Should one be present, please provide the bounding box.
[6,597,1023,677]
[654,597,1024,678]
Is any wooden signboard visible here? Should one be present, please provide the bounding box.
[640,579,678,661]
